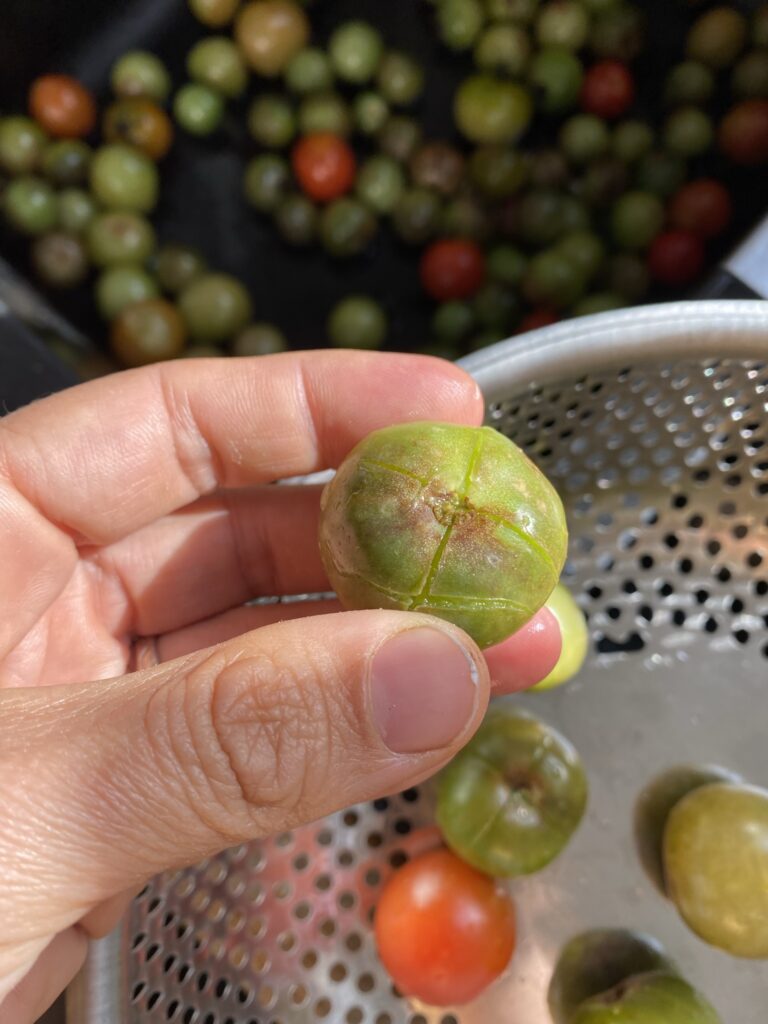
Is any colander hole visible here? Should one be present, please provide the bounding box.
[373,798,389,811]
[442,1017,459,1024]
[588,585,603,599]
[278,931,296,952]
[672,494,688,508]
[672,611,686,626]
[748,552,764,567]
[294,901,311,921]
[622,580,637,594]
[606,606,621,621]
[695,588,709,604]
[357,972,375,993]
[344,810,359,826]
[163,912,177,928]
[176,922,193,941]
[146,942,161,962]
[347,1008,364,1023]
[375,1015,392,1024]
[389,850,408,869]
[251,950,269,974]
[258,984,275,1009]
[734,629,750,645]
[337,849,355,866]
[315,873,332,891]
[365,868,381,887]
[291,983,309,1006]
[148,897,163,913]
[720,501,737,515]
[177,963,193,983]
[725,474,742,488]
[641,508,659,524]
[339,891,357,909]
[147,991,162,1010]
[639,606,653,622]
[729,598,745,613]
[214,979,229,999]
[639,555,655,570]
[321,917,337,936]
[707,540,722,555]
[755,580,768,596]
[762,642,768,659]
[182,1008,196,1024]
[303,950,318,969]
[688,514,704,528]
[163,955,176,974]
[402,788,419,802]
[275,831,293,847]
[677,558,693,574]
[236,985,252,1004]
[716,567,732,582]
[196,971,209,992]
[317,829,334,846]
[202,1014,216,1024]
[394,818,412,835]
[346,932,363,952]
[704,617,718,633]
[315,998,332,1017]
[663,534,679,549]
[131,932,146,951]
[131,981,146,1003]
[166,999,180,1020]
[272,881,291,900]
[411,1015,428,1024]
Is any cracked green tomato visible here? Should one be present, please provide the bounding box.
[318,422,567,649]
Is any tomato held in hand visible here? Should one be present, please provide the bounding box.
[668,179,732,239]
[648,230,705,287]
[374,848,516,1007]
[420,238,486,301]
[292,133,356,202]
[580,60,635,120]
[29,75,97,139]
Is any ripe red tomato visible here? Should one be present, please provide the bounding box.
[374,848,516,1007]
[518,308,559,333]
[648,230,705,287]
[292,133,356,202]
[29,75,97,139]
[581,61,635,120]
[718,99,768,165]
[669,179,732,239]
[420,238,486,301]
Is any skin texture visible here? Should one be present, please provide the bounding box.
[436,706,588,876]
[532,582,588,690]
[570,971,721,1024]
[663,783,768,958]
[0,352,561,1022]
[633,764,743,895]
[548,929,676,1024]
[319,422,567,649]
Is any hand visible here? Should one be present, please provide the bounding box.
[0,351,560,1022]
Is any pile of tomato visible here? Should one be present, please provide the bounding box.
[0,0,766,373]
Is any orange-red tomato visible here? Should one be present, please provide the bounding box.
[668,179,732,239]
[718,99,768,165]
[292,133,356,202]
[104,98,174,161]
[420,238,486,301]
[29,74,97,139]
[581,60,635,120]
[374,848,516,1007]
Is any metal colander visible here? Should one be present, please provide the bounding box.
[69,300,768,1024]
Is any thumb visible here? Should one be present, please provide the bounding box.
[0,611,487,955]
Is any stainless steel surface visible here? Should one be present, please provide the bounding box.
[72,300,768,1024]
[726,215,768,300]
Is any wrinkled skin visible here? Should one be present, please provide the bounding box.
[435,705,587,877]
[570,971,721,1024]
[319,421,567,649]
[533,581,588,690]
[548,929,676,1024]
[663,782,768,959]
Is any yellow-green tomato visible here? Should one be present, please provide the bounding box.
[533,582,588,691]
[319,422,567,649]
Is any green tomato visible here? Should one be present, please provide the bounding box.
[487,245,527,287]
[633,764,744,896]
[4,177,58,235]
[612,119,654,163]
[0,117,47,175]
[319,424,568,649]
[609,251,650,301]
[473,282,520,330]
[297,92,352,136]
[664,782,768,958]
[90,144,159,213]
[589,5,645,61]
[31,232,89,290]
[686,6,747,70]
[232,323,287,356]
[663,61,715,107]
[560,114,611,164]
[469,328,506,351]
[570,972,721,1024]
[548,930,677,1024]
[557,231,606,285]
[328,21,384,83]
[376,51,424,106]
[87,212,156,267]
[392,187,442,245]
[244,153,290,212]
[474,23,532,75]
[529,48,584,113]
[247,94,296,148]
[41,140,91,186]
[432,300,475,344]
[319,198,377,258]
[732,50,768,99]
[611,191,665,249]
[178,273,253,343]
[327,295,387,349]
[440,195,490,242]
[484,0,538,22]
[58,188,97,235]
[662,106,714,157]
[187,36,248,98]
[274,192,318,246]
[517,188,567,245]
[536,1,590,50]
[173,83,224,136]
[470,145,528,199]
[523,248,587,308]
[353,92,390,136]
[96,265,160,319]
[577,155,628,206]
[455,74,533,144]
[377,115,422,162]
[153,244,207,294]
[284,47,334,94]
[437,0,485,51]
[355,156,405,215]
[634,150,686,197]
[572,292,622,316]
[436,706,587,875]
[111,51,172,101]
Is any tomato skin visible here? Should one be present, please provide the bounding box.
[718,99,768,165]
[374,848,516,1007]
[648,229,705,287]
[580,61,635,120]
[420,238,486,301]
[668,179,732,239]
[292,133,356,202]
[29,75,97,139]
[518,307,559,332]
[104,99,174,161]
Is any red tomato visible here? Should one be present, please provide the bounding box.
[420,239,486,301]
[581,61,635,120]
[292,133,356,202]
[29,75,97,139]
[518,308,559,333]
[374,848,516,1007]
[718,100,768,165]
[669,180,732,239]
[648,230,705,287]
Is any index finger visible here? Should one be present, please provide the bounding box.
[0,351,483,544]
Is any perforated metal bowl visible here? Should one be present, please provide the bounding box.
[69,300,768,1024]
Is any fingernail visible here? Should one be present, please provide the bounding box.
[370,627,480,754]
[484,607,562,694]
